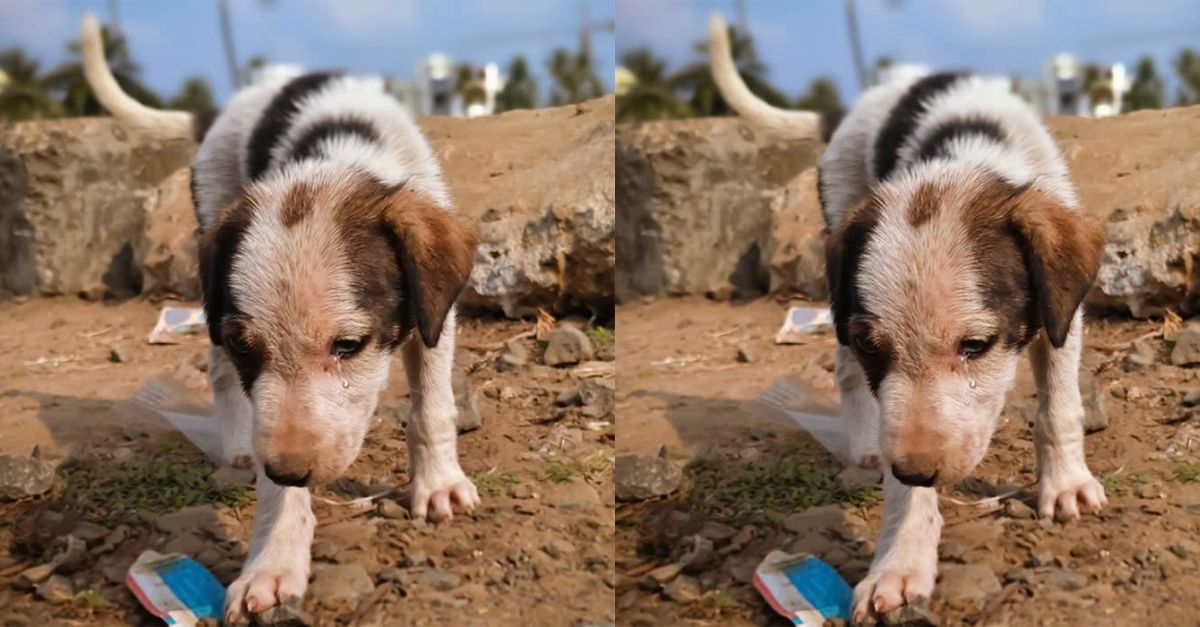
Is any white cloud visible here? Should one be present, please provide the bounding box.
[304,0,420,36]
[934,0,1046,38]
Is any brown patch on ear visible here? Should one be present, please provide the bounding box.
[380,188,477,348]
[825,197,882,346]
[280,181,315,227]
[1008,188,1104,348]
[907,182,944,227]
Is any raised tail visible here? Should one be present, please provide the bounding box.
[707,13,821,140]
[81,13,196,141]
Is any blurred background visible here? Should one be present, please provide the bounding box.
[616,0,1200,122]
[0,0,615,122]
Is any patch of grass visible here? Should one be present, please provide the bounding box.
[76,589,110,610]
[683,442,879,527]
[1099,471,1149,496]
[543,450,615,485]
[472,471,520,497]
[544,463,577,484]
[587,325,615,348]
[1172,464,1200,483]
[59,439,253,527]
[702,589,737,610]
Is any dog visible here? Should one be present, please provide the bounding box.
[708,14,1107,622]
[81,15,480,621]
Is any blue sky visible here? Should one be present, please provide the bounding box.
[0,0,615,105]
[618,0,1200,105]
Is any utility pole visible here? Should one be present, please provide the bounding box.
[734,0,748,34]
[106,0,123,37]
[844,0,868,90]
[217,0,241,89]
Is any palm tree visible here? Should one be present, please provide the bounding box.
[1174,48,1200,106]
[43,23,161,117]
[616,48,690,122]
[1125,56,1164,112]
[0,49,62,121]
[495,56,537,112]
[168,77,217,116]
[547,48,604,106]
[794,77,844,117]
[669,25,789,117]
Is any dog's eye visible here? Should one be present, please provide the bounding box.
[853,334,878,355]
[332,338,365,358]
[958,337,995,358]
[226,333,251,356]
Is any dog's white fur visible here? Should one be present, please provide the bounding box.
[82,14,479,622]
[709,14,1106,622]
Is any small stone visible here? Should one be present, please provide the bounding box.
[401,550,428,568]
[1027,551,1057,568]
[646,563,682,585]
[161,531,209,556]
[15,564,55,589]
[735,345,756,363]
[555,386,582,407]
[496,340,528,372]
[1170,329,1200,366]
[377,567,407,583]
[1136,483,1160,499]
[615,447,681,501]
[1003,499,1037,520]
[308,564,374,603]
[1004,567,1034,584]
[578,378,616,420]
[0,450,57,500]
[210,466,254,491]
[936,564,1000,603]
[938,540,967,562]
[157,504,218,535]
[1123,339,1158,371]
[662,575,701,603]
[1079,368,1108,432]
[837,466,881,491]
[543,326,595,367]
[508,482,534,499]
[1047,568,1088,591]
[107,344,128,363]
[452,368,482,433]
[697,521,738,544]
[782,504,850,535]
[1183,389,1200,408]
[35,575,74,603]
[1171,484,1200,511]
[377,499,408,520]
[542,540,575,559]
[311,541,340,563]
[540,476,600,512]
[677,535,715,573]
[419,568,460,591]
[1169,540,1200,559]
[254,596,313,626]
[70,521,111,544]
[881,599,939,626]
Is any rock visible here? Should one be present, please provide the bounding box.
[615,448,682,501]
[376,499,408,520]
[15,563,55,589]
[542,539,575,559]
[161,531,210,557]
[938,540,967,563]
[34,575,74,604]
[496,340,528,372]
[1183,389,1200,407]
[1003,499,1037,520]
[1004,567,1035,585]
[137,167,201,299]
[254,596,313,626]
[107,344,129,363]
[452,367,482,433]
[645,563,683,585]
[1047,568,1088,591]
[543,326,595,366]
[543,477,601,510]
[837,466,882,491]
[697,521,738,544]
[662,575,701,604]
[782,505,850,535]
[1172,328,1200,366]
[157,504,218,535]
[1171,484,1200,511]
[0,117,193,297]
[0,450,57,500]
[308,564,374,604]
[677,535,716,573]
[419,569,461,592]
[735,345,756,363]
[936,564,1001,603]
[70,521,111,545]
[555,386,583,407]
[424,97,614,317]
[578,377,616,420]
[881,599,939,626]
[1027,550,1058,568]
[210,466,254,491]
[401,549,428,568]
[615,119,823,301]
[1122,339,1158,371]
[1079,368,1108,432]
[1169,539,1200,559]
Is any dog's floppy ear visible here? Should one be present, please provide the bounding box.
[381,188,477,348]
[824,198,879,345]
[197,201,252,346]
[1008,188,1104,348]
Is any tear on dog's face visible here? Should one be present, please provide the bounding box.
[826,170,1103,487]
[198,170,476,487]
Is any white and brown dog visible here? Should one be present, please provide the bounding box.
[709,15,1107,622]
[81,15,480,622]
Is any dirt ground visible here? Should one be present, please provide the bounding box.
[616,297,1200,626]
[0,297,615,626]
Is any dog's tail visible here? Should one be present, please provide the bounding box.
[81,13,198,141]
[707,13,821,140]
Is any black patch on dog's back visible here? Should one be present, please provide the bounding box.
[245,72,340,181]
[289,117,381,164]
[916,117,1007,163]
[873,72,966,181]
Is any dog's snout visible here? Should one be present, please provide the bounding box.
[263,454,313,487]
[891,457,940,487]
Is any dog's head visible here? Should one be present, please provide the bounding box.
[198,169,476,487]
[826,169,1103,487]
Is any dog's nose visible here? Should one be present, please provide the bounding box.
[891,458,939,487]
[264,455,312,487]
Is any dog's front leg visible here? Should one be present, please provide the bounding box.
[402,309,481,521]
[836,345,882,468]
[209,345,253,468]
[851,473,940,624]
[1029,310,1107,521]
[224,470,314,623]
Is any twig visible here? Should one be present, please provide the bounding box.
[81,325,114,338]
[1091,330,1162,353]
[460,329,534,352]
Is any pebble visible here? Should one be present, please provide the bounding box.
[837,466,882,491]
[70,521,111,545]
[938,540,967,562]
[646,563,682,585]
[1170,484,1200,511]
[254,597,313,626]
[210,465,254,491]
[161,531,210,556]
[1003,499,1037,520]
[662,575,701,603]
[543,326,595,366]
[1170,540,1200,559]
[452,367,482,433]
[555,386,583,407]
[677,535,715,573]
[735,345,756,363]
[35,575,74,604]
[1122,339,1157,371]
[156,504,218,535]
[308,564,374,603]
[496,340,528,372]
[697,521,738,544]
[0,451,57,500]
[782,504,850,535]
[311,540,341,563]
[419,568,461,592]
[543,477,602,511]
[936,564,1001,603]
[401,550,428,568]
[377,499,409,520]
[1047,568,1088,591]
[542,539,576,559]
[1170,328,1200,366]
[15,564,54,589]
[578,378,616,419]
[1027,550,1057,568]
[615,448,681,501]
[881,599,939,626]
[1183,389,1200,408]
[1004,567,1035,584]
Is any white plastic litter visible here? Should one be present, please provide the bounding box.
[774,307,833,344]
[148,307,207,345]
[744,376,851,466]
[118,378,222,464]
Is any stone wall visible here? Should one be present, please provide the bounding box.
[0,96,615,316]
[616,107,1200,317]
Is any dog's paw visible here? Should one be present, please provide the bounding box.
[851,566,935,625]
[849,439,881,470]
[224,565,307,625]
[410,468,481,522]
[1038,470,1107,522]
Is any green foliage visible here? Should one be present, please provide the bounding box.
[1174,48,1200,106]
[168,77,217,116]
[495,55,538,112]
[1125,56,1164,112]
[547,48,605,106]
